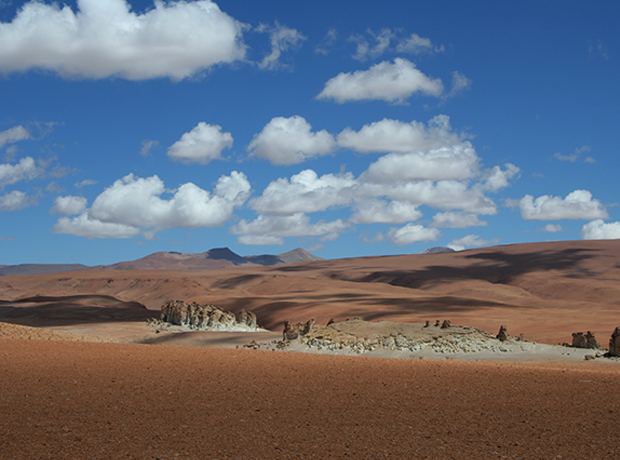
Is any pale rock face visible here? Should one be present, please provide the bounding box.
[160,300,259,331]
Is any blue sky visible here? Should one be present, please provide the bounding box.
[1,0,619,265]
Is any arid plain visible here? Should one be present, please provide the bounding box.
[2,240,620,458]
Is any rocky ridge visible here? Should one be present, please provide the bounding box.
[280,319,532,355]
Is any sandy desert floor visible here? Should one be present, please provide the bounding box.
[2,338,620,460]
[2,240,620,458]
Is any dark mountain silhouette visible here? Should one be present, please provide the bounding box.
[0,247,323,275]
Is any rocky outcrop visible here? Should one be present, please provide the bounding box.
[571,331,600,349]
[497,325,509,342]
[160,300,261,331]
[280,318,522,355]
[282,319,316,341]
[609,327,620,357]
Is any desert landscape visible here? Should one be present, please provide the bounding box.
[2,239,620,458]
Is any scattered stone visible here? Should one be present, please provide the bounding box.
[424,320,430,328]
[327,318,335,326]
[282,321,299,341]
[434,320,441,327]
[441,320,451,329]
[496,325,509,342]
[584,355,596,361]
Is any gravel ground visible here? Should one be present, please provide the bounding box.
[2,338,620,459]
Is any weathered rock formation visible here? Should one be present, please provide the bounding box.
[280,318,522,355]
[497,325,509,342]
[571,331,600,349]
[160,300,260,331]
[283,319,316,341]
[609,327,620,357]
[441,320,451,329]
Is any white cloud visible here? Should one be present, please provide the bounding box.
[480,163,520,192]
[53,171,250,239]
[53,214,141,239]
[0,190,32,211]
[362,146,479,182]
[237,234,284,246]
[50,195,87,215]
[256,22,306,70]
[446,71,472,98]
[553,145,592,163]
[250,169,356,215]
[247,116,336,165]
[351,199,422,224]
[349,28,394,61]
[581,219,620,240]
[517,190,607,220]
[0,156,41,188]
[0,125,30,148]
[386,223,440,246]
[0,0,246,80]
[140,139,159,157]
[231,213,347,244]
[75,179,98,188]
[396,32,443,55]
[447,234,500,251]
[167,122,233,164]
[317,58,444,104]
[432,211,487,228]
[315,29,337,56]
[542,223,562,233]
[336,114,463,154]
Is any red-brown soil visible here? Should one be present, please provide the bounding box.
[2,338,619,459]
[1,239,620,345]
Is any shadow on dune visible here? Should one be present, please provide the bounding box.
[329,248,599,289]
[0,294,156,327]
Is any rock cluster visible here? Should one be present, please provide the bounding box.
[160,300,259,331]
[281,318,528,355]
[570,331,600,349]
[609,327,620,357]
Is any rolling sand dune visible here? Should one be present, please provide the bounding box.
[1,240,619,345]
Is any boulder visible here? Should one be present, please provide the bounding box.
[441,320,451,329]
[609,327,620,357]
[571,331,599,349]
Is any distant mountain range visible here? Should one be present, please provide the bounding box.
[0,247,323,276]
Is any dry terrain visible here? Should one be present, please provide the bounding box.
[2,240,620,458]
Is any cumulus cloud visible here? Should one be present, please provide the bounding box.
[447,234,500,251]
[53,171,250,238]
[0,190,33,211]
[351,199,422,224]
[362,146,479,182]
[336,114,463,154]
[0,125,30,148]
[250,170,356,215]
[50,195,87,215]
[516,190,607,220]
[247,116,336,165]
[231,213,347,245]
[0,156,41,188]
[0,0,246,80]
[386,223,440,246]
[256,22,306,70]
[317,58,444,104]
[53,214,141,239]
[167,123,233,164]
[581,219,620,240]
[480,163,520,192]
[432,211,487,228]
